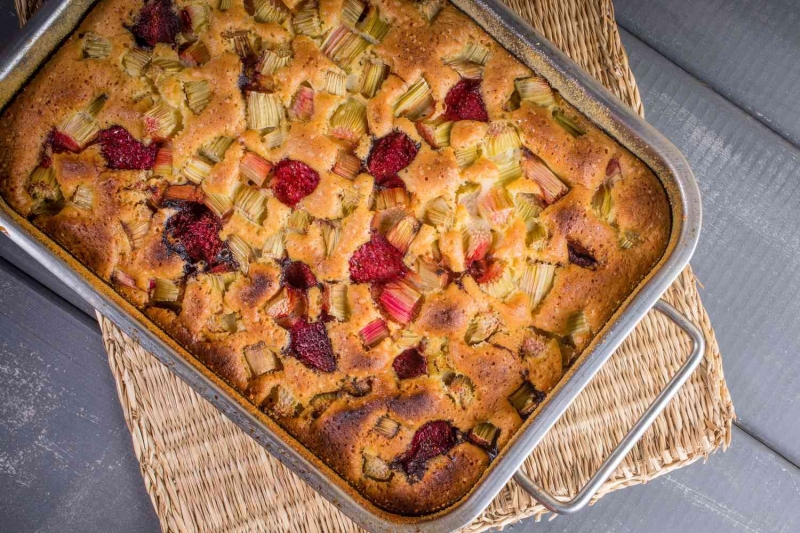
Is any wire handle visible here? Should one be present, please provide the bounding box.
[512,299,705,514]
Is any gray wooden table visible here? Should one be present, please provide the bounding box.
[1,0,799,531]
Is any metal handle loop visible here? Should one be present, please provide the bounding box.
[512,299,705,514]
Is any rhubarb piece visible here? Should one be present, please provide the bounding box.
[265,385,303,417]
[271,159,320,207]
[415,260,446,291]
[256,47,291,75]
[321,220,341,257]
[444,43,490,79]
[362,453,392,481]
[286,209,311,233]
[415,0,441,20]
[98,126,159,169]
[246,91,283,130]
[82,32,111,59]
[360,60,388,98]
[152,56,183,72]
[514,192,543,221]
[484,126,521,159]
[518,263,555,309]
[592,182,614,222]
[227,234,254,273]
[332,150,361,180]
[262,232,285,259]
[327,283,349,321]
[164,202,228,268]
[393,420,456,479]
[183,80,211,115]
[520,150,568,205]
[424,197,453,228]
[454,145,479,169]
[462,220,492,263]
[393,78,434,121]
[478,186,515,226]
[567,241,597,269]
[320,25,369,69]
[392,348,427,379]
[56,113,99,152]
[341,0,365,25]
[444,78,488,122]
[416,118,452,149]
[121,220,150,249]
[293,0,322,36]
[385,216,418,254]
[360,318,389,348]
[252,0,287,23]
[308,391,340,418]
[144,102,180,138]
[181,3,209,33]
[203,193,233,218]
[218,0,231,10]
[150,277,181,303]
[323,70,346,96]
[464,312,500,345]
[228,30,261,59]
[357,7,390,43]
[508,381,545,418]
[200,136,234,164]
[153,146,173,176]
[618,230,640,250]
[525,220,547,249]
[366,131,418,188]
[374,415,400,438]
[445,374,475,408]
[289,84,314,121]
[179,40,210,66]
[163,184,202,203]
[329,99,367,143]
[266,287,305,322]
[349,233,407,283]
[289,319,337,372]
[239,151,273,186]
[479,262,514,300]
[182,156,212,183]
[27,166,63,215]
[566,310,590,337]
[553,108,585,137]
[112,269,139,289]
[515,76,555,107]
[468,422,499,450]
[380,278,421,324]
[606,158,622,184]
[263,126,288,149]
[131,0,181,47]
[283,261,317,291]
[374,188,409,210]
[208,271,237,292]
[244,341,283,378]
[123,49,152,76]
[233,186,268,223]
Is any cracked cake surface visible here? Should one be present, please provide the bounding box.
[0,0,671,516]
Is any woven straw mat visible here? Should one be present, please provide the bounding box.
[15,0,735,531]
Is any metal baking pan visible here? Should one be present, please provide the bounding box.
[0,0,704,530]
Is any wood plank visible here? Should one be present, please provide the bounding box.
[615,0,800,148]
[506,428,800,533]
[618,29,800,467]
[0,258,160,533]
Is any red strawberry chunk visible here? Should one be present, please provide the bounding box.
[131,0,181,48]
[467,257,501,284]
[349,234,407,284]
[289,319,337,372]
[271,159,320,207]
[444,79,488,122]
[393,420,457,480]
[98,126,159,170]
[48,130,82,154]
[392,349,427,379]
[283,261,318,291]
[164,203,229,269]
[366,131,418,188]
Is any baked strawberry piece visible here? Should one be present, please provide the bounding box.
[393,420,457,480]
[444,79,489,122]
[289,319,337,372]
[164,203,231,269]
[48,130,82,154]
[366,131,418,189]
[467,257,501,284]
[283,260,318,291]
[271,159,320,207]
[130,0,181,48]
[392,348,427,379]
[349,234,407,284]
[98,126,159,170]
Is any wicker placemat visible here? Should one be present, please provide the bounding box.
[17,0,735,530]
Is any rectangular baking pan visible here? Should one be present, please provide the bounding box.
[0,0,704,530]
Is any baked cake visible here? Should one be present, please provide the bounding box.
[0,0,671,516]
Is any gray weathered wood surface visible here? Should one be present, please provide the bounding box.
[1,0,799,531]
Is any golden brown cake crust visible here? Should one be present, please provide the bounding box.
[0,0,671,516]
